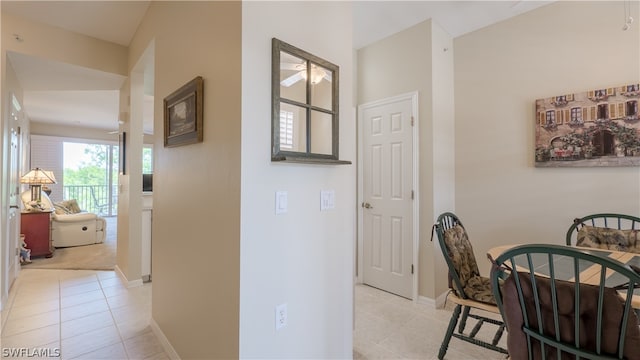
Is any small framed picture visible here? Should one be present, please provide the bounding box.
[164,76,203,147]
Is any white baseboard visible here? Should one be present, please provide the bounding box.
[417,291,449,309]
[151,318,180,360]
[435,290,450,309]
[417,295,435,307]
[114,265,143,288]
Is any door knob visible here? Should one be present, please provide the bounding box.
[362,202,373,209]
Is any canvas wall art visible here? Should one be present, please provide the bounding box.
[535,83,640,167]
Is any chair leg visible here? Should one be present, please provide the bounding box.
[438,304,462,360]
[492,324,506,346]
[458,306,471,333]
[469,319,483,338]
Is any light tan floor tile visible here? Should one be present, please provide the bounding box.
[353,284,511,360]
[124,329,166,359]
[354,338,405,359]
[0,323,60,349]
[2,309,60,337]
[61,310,115,339]
[8,299,59,320]
[378,328,441,359]
[98,276,125,289]
[59,270,98,280]
[116,318,154,340]
[60,274,98,289]
[354,312,401,344]
[61,289,105,308]
[60,281,101,297]
[60,324,121,359]
[60,298,110,322]
[111,303,151,325]
[101,284,130,298]
[16,282,59,294]
[96,270,118,280]
[69,342,128,360]
[13,288,59,306]
[106,290,150,311]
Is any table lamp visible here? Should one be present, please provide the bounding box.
[20,168,57,202]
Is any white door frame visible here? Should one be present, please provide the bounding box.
[357,91,419,301]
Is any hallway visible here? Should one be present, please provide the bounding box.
[0,269,166,359]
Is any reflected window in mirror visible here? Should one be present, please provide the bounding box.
[272,38,350,164]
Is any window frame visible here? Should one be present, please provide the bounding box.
[271,38,350,164]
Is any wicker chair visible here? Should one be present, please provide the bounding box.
[566,213,640,253]
[490,244,640,360]
[433,212,507,359]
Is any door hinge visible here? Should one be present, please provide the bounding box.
[411,190,414,200]
[16,247,19,256]
[411,116,415,126]
[411,264,414,274]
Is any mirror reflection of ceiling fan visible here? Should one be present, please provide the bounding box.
[280,61,332,87]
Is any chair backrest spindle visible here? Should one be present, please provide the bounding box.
[491,244,640,360]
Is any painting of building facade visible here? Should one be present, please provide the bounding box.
[535,83,640,167]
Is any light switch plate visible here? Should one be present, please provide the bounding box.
[320,190,335,211]
[275,191,287,215]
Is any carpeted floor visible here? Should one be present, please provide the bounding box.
[24,216,116,270]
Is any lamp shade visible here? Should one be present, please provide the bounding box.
[20,168,57,185]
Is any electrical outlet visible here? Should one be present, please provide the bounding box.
[275,303,287,330]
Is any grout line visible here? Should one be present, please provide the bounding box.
[101,270,131,360]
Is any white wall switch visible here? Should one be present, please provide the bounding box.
[320,190,335,211]
[275,191,287,215]
[275,303,288,330]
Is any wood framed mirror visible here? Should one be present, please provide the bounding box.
[271,38,350,164]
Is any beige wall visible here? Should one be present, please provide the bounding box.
[129,2,241,358]
[1,12,127,76]
[241,2,355,358]
[454,1,640,280]
[358,20,456,299]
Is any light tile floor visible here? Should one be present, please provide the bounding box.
[3,272,506,359]
[354,284,508,360]
[1,269,168,360]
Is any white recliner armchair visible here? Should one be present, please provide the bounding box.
[21,191,105,248]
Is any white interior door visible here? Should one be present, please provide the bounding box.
[360,94,415,299]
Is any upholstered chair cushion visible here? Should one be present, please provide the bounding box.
[502,272,640,360]
[443,225,496,305]
[576,225,640,253]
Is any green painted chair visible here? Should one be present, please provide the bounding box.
[566,213,640,253]
[433,212,507,359]
[490,244,640,360]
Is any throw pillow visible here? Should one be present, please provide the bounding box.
[66,199,82,213]
[53,203,71,215]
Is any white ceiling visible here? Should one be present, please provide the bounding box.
[353,1,553,49]
[3,0,552,132]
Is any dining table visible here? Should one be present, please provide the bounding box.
[487,244,640,310]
